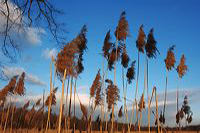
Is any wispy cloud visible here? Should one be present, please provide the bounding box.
[42,48,58,59]
[2,66,46,86]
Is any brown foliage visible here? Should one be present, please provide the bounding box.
[165,45,176,71]
[177,54,188,78]
[15,72,25,96]
[115,11,129,41]
[136,25,146,53]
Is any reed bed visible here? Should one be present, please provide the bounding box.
[0,11,195,133]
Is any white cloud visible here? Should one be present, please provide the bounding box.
[2,66,46,86]
[24,27,45,44]
[42,48,58,59]
[0,1,45,46]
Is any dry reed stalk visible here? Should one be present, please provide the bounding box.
[155,87,160,133]
[45,56,54,133]
[176,54,187,131]
[3,97,11,133]
[58,68,67,133]
[145,28,159,133]
[73,79,77,131]
[117,105,123,131]
[114,15,129,128]
[11,72,26,132]
[64,77,70,130]
[67,77,73,132]
[162,45,176,127]
[138,94,145,131]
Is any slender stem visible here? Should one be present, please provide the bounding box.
[45,56,54,132]
[65,77,70,130]
[68,77,73,131]
[58,69,67,133]
[100,58,105,132]
[146,57,150,133]
[73,79,77,131]
[155,89,160,133]
[163,69,168,122]
[42,89,45,131]
[177,76,181,132]
[3,96,11,133]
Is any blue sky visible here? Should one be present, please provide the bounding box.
[0,0,200,127]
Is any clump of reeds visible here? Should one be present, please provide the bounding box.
[136,25,146,53]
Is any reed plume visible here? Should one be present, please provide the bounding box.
[23,100,30,110]
[80,101,87,119]
[126,61,136,84]
[108,47,121,70]
[121,45,130,68]
[0,75,18,101]
[118,105,123,118]
[115,11,129,41]
[103,30,112,58]
[90,70,101,98]
[94,73,102,108]
[105,79,120,111]
[136,25,146,53]
[177,54,188,78]
[138,94,145,112]
[15,72,25,96]
[45,87,58,106]
[35,99,41,106]
[165,45,176,70]
[56,25,87,79]
[145,28,159,58]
